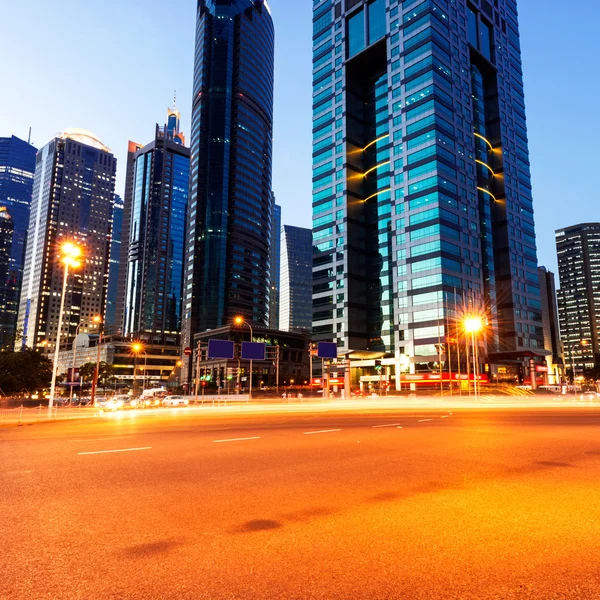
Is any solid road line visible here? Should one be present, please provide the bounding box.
[372,423,401,428]
[303,429,342,435]
[78,447,152,456]
[213,437,260,443]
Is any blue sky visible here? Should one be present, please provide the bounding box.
[1,0,598,275]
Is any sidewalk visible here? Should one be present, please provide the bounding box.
[0,405,98,425]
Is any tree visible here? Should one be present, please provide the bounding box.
[78,362,96,383]
[0,349,53,395]
[78,362,116,388]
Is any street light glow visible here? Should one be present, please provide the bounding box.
[131,342,144,354]
[464,316,483,334]
[234,316,244,325]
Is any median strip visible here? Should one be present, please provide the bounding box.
[78,447,152,456]
[303,429,341,435]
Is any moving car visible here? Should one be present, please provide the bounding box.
[162,395,189,407]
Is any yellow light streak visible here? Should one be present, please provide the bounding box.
[363,134,390,152]
[475,159,495,177]
[474,132,494,152]
[363,188,391,203]
[363,160,390,177]
[477,187,498,202]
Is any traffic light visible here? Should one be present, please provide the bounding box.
[375,359,382,371]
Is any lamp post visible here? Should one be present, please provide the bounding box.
[234,316,253,399]
[69,321,85,405]
[48,242,82,417]
[569,339,589,392]
[90,316,103,406]
[464,316,484,401]
[131,342,147,396]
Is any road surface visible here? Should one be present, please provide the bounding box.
[2,402,600,599]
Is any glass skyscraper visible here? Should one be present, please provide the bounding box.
[16,130,116,352]
[312,0,541,382]
[269,201,282,330]
[556,223,600,371]
[105,194,123,332]
[0,135,37,348]
[280,225,313,332]
[182,0,275,365]
[0,207,14,348]
[122,109,189,342]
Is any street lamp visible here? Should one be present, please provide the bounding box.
[48,242,82,417]
[234,316,253,399]
[569,339,589,392]
[131,342,147,395]
[89,316,104,406]
[464,316,484,401]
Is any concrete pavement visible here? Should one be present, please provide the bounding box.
[2,404,600,599]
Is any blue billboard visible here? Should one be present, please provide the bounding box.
[317,342,338,359]
[241,342,266,360]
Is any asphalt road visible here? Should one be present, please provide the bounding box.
[2,402,600,599]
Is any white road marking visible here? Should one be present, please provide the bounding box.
[213,437,260,443]
[372,423,401,428]
[418,419,433,423]
[397,426,403,429]
[78,447,152,456]
[441,415,451,419]
[69,437,133,443]
[303,429,341,435]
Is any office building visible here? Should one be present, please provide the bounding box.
[269,201,282,329]
[538,266,563,383]
[0,135,37,348]
[122,109,189,342]
[280,225,313,332]
[105,194,123,332]
[16,129,116,351]
[311,0,542,384]
[182,0,275,379]
[0,207,14,348]
[556,223,600,371]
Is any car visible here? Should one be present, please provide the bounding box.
[97,397,123,411]
[162,395,189,407]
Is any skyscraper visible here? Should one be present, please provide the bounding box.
[0,135,37,348]
[556,223,600,371]
[269,201,282,330]
[0,207,14,349]
[16,129,116,352]
[122,109,189,342]
[538,266,563,382]
[182,0,275,365]
[105,194,123,331]
[280,225,313,332]
[312,0,542,382]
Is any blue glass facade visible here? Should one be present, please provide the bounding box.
[0,136,36,348]
[312,0,541,378]
[105,194,123,331]
[123,114,189,342]
[269,201,282,329]
[182,0,275,363]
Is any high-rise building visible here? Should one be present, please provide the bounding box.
[538,266,563,382]
[556,223,600,371]
[16,129,116,352]
[105,194,123,331]
[114,141,143,335]
[122,109,189,342]
[0,135,37,348]
[0,207,14,348]
[182,0,275,369]
[311,0,542,383]
[280,225,313,332]
[269,201,282,329]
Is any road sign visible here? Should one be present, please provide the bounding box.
[208,339,235,359]
[317,342,338,359]
[241,342,266,360]
[183,347,192,356]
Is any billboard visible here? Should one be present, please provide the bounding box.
[207,339,235,360]
[241,342,266,360]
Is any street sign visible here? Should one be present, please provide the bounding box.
[317,341,338,359]
[241,342,266,360]
[183,347,192,356]
[208,339,235,359]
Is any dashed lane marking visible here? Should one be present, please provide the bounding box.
[303,429,342,435]
[213,437,260,443]
[418,419,433,423]
[372,423,402,428]
[78,447,152,456]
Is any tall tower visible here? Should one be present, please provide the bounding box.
[105,194,124,331]
[312,0,541,380]
[122,110,190,342]
[556,223,600,371]
[269,201,282,330]
[280,225,313,332]
[16,130,116,351]
[0,207,14,348]
[182,0,275,366]
[0,136,37,348]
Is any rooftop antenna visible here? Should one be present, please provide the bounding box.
[173,90,177,111]
[28,127,32,145]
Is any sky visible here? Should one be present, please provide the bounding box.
[1,0,598,276]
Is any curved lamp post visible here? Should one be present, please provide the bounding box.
[234,316,253,399]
